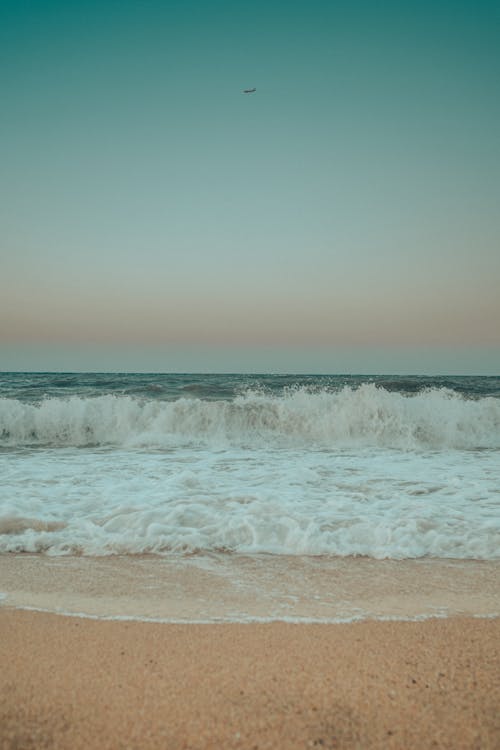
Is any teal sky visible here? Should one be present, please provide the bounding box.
[1,0,499,373]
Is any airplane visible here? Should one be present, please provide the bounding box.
[243,87,256,94]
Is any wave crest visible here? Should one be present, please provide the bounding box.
[0,385,499,450]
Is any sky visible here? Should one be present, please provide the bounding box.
[1,0,499,373]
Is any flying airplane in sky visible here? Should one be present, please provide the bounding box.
[243,88,256,93]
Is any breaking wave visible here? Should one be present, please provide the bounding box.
[1,385,499,450]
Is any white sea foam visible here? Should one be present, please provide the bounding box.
[1,443,499,558]
[1,385,499,449]
[1,386,499,559]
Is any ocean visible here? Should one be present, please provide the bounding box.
[1,372,499,622]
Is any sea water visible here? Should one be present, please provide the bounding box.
[1,372,499,621]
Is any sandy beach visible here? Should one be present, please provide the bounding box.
[1,610,498,749]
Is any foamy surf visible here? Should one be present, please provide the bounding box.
[0,373,499,561]
[1,384,499,449]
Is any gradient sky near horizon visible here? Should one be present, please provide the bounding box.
[1,0,499,373]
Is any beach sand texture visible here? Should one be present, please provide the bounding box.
[1,610,499,749]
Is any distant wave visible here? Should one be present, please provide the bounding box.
[1,385,499,450]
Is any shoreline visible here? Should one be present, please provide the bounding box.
[1,609,499,749]
[4,602,500,626]
[2,553,499,623]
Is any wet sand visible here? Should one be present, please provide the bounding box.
[2,554,500,622]
[1,609,499,749]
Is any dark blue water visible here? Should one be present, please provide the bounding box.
[1,372,498,403]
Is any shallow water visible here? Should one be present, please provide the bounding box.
[1,554,499,623]
[1,373,499,559]
[1,372,499,620]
